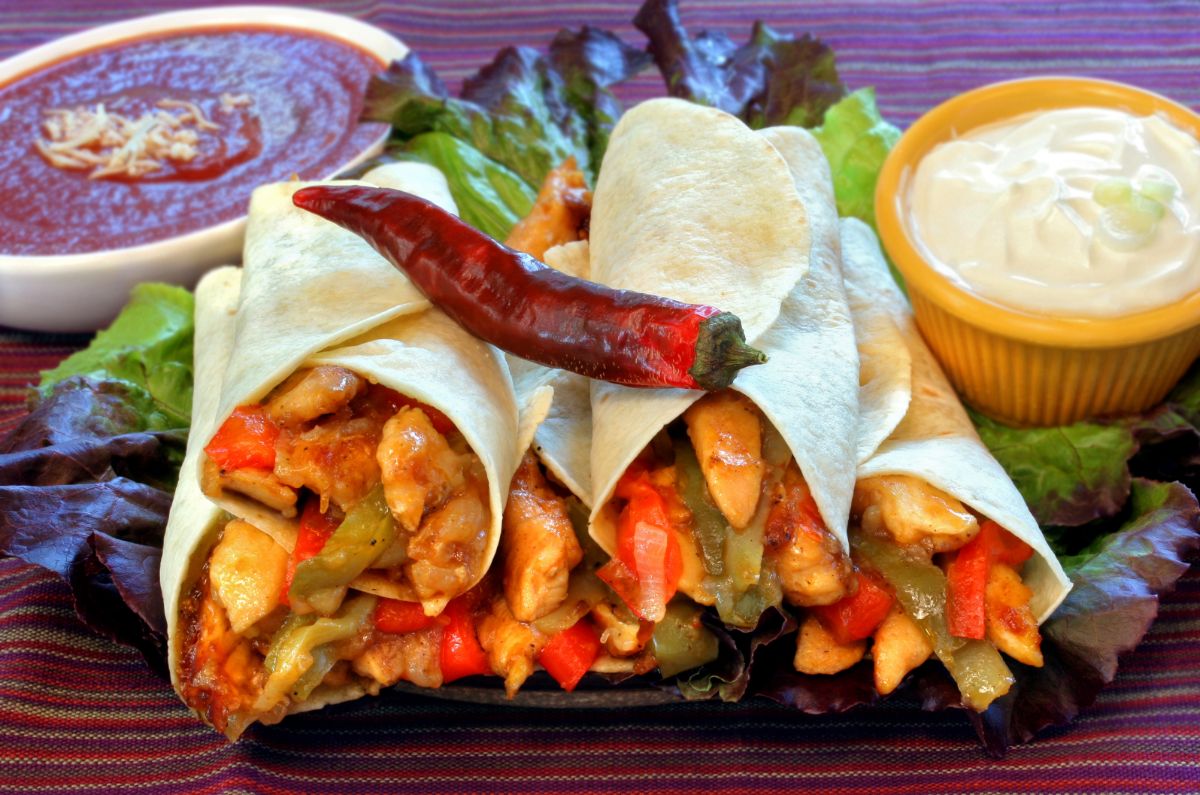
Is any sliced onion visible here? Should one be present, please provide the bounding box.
[533,572,608,636]
[631,521,669,622]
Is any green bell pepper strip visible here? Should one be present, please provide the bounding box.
[723,518,765,594]
[256,594,378,711]
[673,437,726,577]
[651,601,720,678]
[852,533,1014,711]
[289,485,397,605]
[706,566,783,630]
[290,645,338,702]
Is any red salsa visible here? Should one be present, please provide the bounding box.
[0,27,387,255]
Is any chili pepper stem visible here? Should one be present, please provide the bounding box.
[689,312,768,390]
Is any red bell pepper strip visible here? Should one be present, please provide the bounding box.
[982,520,1034,567]
[946,520,1034,639]
[204,405,279,470]
[439,596,491,683]
[292,185,767,391]
[811,568,895,645]
[946,532,991,639]
[614,463,652,500]
[616,485,680,581]
[279,499,339,606]
[597,471,682,622]
[537,619,602,692]
[374,598,438,634]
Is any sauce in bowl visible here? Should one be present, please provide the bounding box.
[0,27,386,255]
[906,106,1200,317]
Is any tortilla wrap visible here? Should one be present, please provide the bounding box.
[162,267,381,725]
[162,163,523,731]
[196,162,521,609]
[840,217,1072,622]
[588,99,860,566]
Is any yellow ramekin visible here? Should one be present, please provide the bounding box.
[875,76,1200,427]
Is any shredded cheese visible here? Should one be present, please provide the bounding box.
[34,95,253,180]
[220,92,253,113]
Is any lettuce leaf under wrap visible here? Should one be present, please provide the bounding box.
[974,370,1200,538]
[634,0,845,128]
[636,0,897,234]
[363,27,650,188]
[38,283,194,430]
[0,284,193,674]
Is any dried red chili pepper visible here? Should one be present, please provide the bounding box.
[292,186,767,391]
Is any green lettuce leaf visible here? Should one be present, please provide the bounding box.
[545,27,654,170]
[38,283,194,430]
[364,29,649,187]
[634,0,846,129]
[395,133,536,242]
[973,374,1200,537]
[973,410,1137,530]
[811,88,900,229]
[1165,364,1200,427]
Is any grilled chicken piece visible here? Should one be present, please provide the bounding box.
[765,461,852,607]
[590,600,652,657]
[986,563,1043,667]
[683,391,765,530]
[503,156,591,260]
[405,479,490,612]
[209,520,289,635]
[794,614,866,675]
[872,605,932,695]
[477,597,541,698]
[502,452,583,622]
[265,366,365,429]
[274,415,382,513]
[204,459,299,517]
[351,626,443,688]
[853,475,979,554]
[376,407,466,533]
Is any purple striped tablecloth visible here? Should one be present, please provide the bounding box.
[2,1,1199,792]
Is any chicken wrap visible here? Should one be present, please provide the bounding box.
[485,163,733,693]
[465,165,639,696]
[587,98,863,632]
[786,217,1074,711]
[162,163,522,738]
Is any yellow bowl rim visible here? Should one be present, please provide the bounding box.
[875,75,1200,349]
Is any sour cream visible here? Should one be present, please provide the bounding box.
[906,106,1200,317]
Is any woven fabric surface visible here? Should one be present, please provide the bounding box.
[2,1,1200,793]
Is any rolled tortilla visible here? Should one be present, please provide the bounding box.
[164,163,522,738]
[588,100,860,579]
[198,162,520,612]
[163,268,378,735]
[840,217,1072,621]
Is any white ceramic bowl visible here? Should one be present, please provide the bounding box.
[0,6,405,332]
